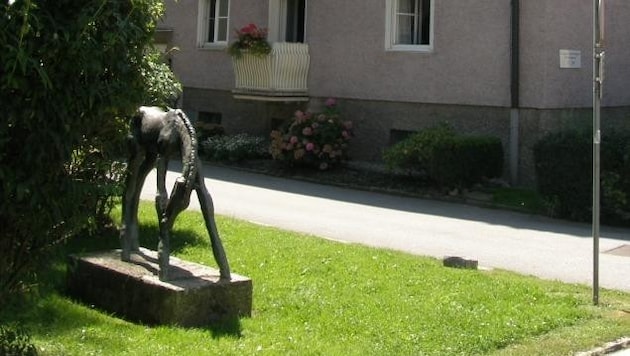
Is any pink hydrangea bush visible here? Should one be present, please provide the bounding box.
[270,99,353,170]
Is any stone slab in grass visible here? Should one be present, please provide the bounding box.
[67,248,252,327]
[443,256,479,270]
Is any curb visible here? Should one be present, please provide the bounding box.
[576,337,630,356]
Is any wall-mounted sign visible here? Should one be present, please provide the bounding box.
[559,49,582,69]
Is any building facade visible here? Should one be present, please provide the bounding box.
[158,0,630,186]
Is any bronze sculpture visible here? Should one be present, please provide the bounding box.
[119,106,230,281]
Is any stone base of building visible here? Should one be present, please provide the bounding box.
[66,248,252,327]
[182,87,630,187]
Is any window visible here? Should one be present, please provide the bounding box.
[268,0,307,43]
[285,0,306,43]
[196,112,223,139]
[198,0,230,48]
[386,0,433,52]
[198,111,222,125]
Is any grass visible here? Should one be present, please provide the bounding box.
[491,187,548,214]
[2,203,630,355]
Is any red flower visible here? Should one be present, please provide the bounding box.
[240,23,257,34]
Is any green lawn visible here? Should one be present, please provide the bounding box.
[491,187,548,214]
[2,203,629,355]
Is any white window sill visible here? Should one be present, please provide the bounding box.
[386,45,433,54]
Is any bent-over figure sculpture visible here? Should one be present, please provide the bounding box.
[120,106,231,281]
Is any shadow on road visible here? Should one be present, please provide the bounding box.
[179,162,630,242]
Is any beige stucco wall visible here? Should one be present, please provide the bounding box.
[307,0,511,107]
[600,1,630,107]
[162,0,512,107]
[161,0,630,186]
[520,0,630,109]
[161,0,267,91]
[162,0,630,110]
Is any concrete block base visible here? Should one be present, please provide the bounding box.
[67,248,252,327]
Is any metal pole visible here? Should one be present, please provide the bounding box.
[509,0,520,186]
[593,0,605,306]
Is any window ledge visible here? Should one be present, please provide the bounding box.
[233,89,308,102]
[386,45,434,54]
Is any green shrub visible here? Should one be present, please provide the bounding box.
[201,133,269,162]
[534,129,630,223]
[195,122,225,141]
[430,136,504,187]
[0,325,37,356]
[534,130,592,221]
[0,0,178,301]
[270,98,352,170]
[383,122,455,174]
[383,123,503,187]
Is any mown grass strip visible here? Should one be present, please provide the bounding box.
[2,203,629,355]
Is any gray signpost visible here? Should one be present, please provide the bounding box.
[592,0,605,306]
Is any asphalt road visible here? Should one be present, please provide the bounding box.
[140,162,630,292]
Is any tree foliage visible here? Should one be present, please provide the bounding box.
[0,0,181,300]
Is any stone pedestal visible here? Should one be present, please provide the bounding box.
[67,249,252,327]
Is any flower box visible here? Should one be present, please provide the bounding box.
[232,42,310,100]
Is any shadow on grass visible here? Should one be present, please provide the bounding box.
[136,225,208,255]
[201,316,243,339]
[64,223,207,257]
[2,291,245,341]
[0,211,245,340]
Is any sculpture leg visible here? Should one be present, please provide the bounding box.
[155,155,171,280]
[157,184,191,280]
[155,154,169,218]
[156,158,193,281]
[121,143,156,261]
[195,166,231,281]
[129,153,157,250]
[157,216,172,281]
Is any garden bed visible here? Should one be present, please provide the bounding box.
[210,158,536,213]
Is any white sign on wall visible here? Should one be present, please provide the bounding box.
[559,49,582,69]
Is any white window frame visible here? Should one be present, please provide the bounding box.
[385,0,434,53]
[197,0,230,49]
